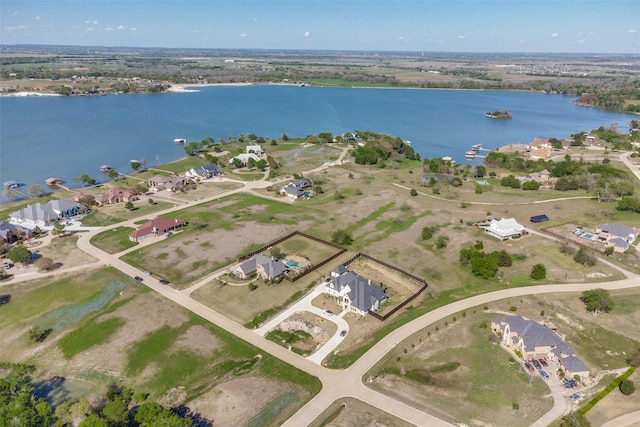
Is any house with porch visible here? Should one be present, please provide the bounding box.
[492,315,590,379]
[234,254,288,281]
[0,221,34,243]
[324,265,387,316]
[129,217,186,242]
[483,218,525,240]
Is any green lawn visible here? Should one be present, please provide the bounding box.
[59,317,126,359]
[90,226,137,254]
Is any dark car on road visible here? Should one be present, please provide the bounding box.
[524,362,534,372]
[340,330,347,337]
[134,276,143,282]
[532,359,542,370]
[159,279,170,285]
[539,358,548,367]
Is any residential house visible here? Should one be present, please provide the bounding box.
[98,187,139,205]
[234,254,288,281]
[9,200,83,227]
[595,223,637,253]
[483,218,525,240]
[280,179,312,201]
[148,175,193,192]
[526,137,553,160]
[0,221,34,243]
[129,217,186,242]
[229,153,260,167]
[524,169,551,185]
[324,265,387,316]
[185,164,222,180]
[245,145,264,156]
[492,315,590,379]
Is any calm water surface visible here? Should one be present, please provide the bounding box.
[1,85,635,199]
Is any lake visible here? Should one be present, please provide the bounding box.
[0,85,635,200]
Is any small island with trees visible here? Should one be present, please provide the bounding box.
[485,110,513,119]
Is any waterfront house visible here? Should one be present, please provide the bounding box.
[246,145,264,156]
[526,138,553,160]
[325,265,387,316]
[483,218,525,240]
[229,153,260,167]
[129,217,186,242]
[9,200,82,227]
[234,254,288,281]
[492,315,590,379]
[185,164,222,180]
[98,187,139,205]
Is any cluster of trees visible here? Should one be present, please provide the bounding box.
[0,363,199,427]
[580,288,614,314]
[352,132,419,165]
[458,242,513,279]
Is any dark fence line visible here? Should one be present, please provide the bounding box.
[341,252,429,322]
[284,248,347,283]
[238,231,299,262]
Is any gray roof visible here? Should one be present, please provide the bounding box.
[562,355,589,373]
[609,237,630,249]
[238,254,287,279]
[598,223,635,239]
[10,203,58,224]
[283,184,305,197]
[493,315,574,355]
[329,268,386,312]
[291,179,311,188]
[332,265,347,276]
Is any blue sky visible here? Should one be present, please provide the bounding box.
[2,1,639,53]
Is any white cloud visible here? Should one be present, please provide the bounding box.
[4,25,27,31]
[106,27,114,32]
[577,38,586,44]
[457,35,465,39]
[35,16,40,21]
[251,18,258,22]
[551,33,558,37]
[86,27,94,32]
[130,27,136,32]
[304,31,310,37]
[240,33,247,38]
[629,29,638,33]
[85,20,98,25]
[117,25,127,30]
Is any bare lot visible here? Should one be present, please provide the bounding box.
[309,397,414,427]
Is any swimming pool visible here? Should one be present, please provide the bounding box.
[582,233,594,239]
[286,261,298,267]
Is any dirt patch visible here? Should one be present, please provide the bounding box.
[188,377,299,427]
[309,397,414,427]
[586,369,640,426]
[281,311,337,346]
[173,325,221,357]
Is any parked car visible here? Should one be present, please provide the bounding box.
[539,370,549,380]
[143,271,151,275]
[159,279,169,285]
[2,261,13,269]
[532,359,542,370]
[539,358,548,367]
[165,232,172,237]
[524,362,533,372]
[323,310,333,316]
[569,393,580,401]
[134,276,143,282]
[340,330,347,337]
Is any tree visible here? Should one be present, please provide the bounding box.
[421,226,436,241]
[6,245,32,264]
[28,184,45,197]
[106,169,119,180]
[124,201,134,211]
[522,180,540,190]
[232,157,242,169]
[530,263,547,280]
[617,197,640,213]
[331,229,353,246]
[410,188,418,196]
[74,173,96,188]
[619,380,635,396]
[500,175,521,189]
[435,235,449,249]
[52,221,66,237]
[580,288,614,313]
[33,257,54,272]
[130,161,141,172]
[573,247,596,266]
[560,412,591,427]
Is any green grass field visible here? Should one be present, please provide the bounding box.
[90,226,137,254]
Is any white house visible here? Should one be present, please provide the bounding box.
[595,223,636,253]
[246,145,263,156]
[230,153,260,167]
[185,164,222,180]
[280,179,312,201]
[484,218,525,240]
[9,200,83,228]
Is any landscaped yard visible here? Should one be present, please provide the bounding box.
[90,226,137,254]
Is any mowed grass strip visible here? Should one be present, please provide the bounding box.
[90,226,137,254]
[59,317,126,359]
[126,324,183,376]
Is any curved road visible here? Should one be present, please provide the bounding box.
[12,146,640,426]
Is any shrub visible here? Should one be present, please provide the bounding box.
[530,263,547,280]
[574,248,596,266]
[512,402,519,410]
[619,380,635,395]
[509,306,517,312]
[410,188,418,196]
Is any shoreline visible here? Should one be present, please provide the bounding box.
[0,91,62,97]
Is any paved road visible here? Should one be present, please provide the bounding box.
[12,149,640,426]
